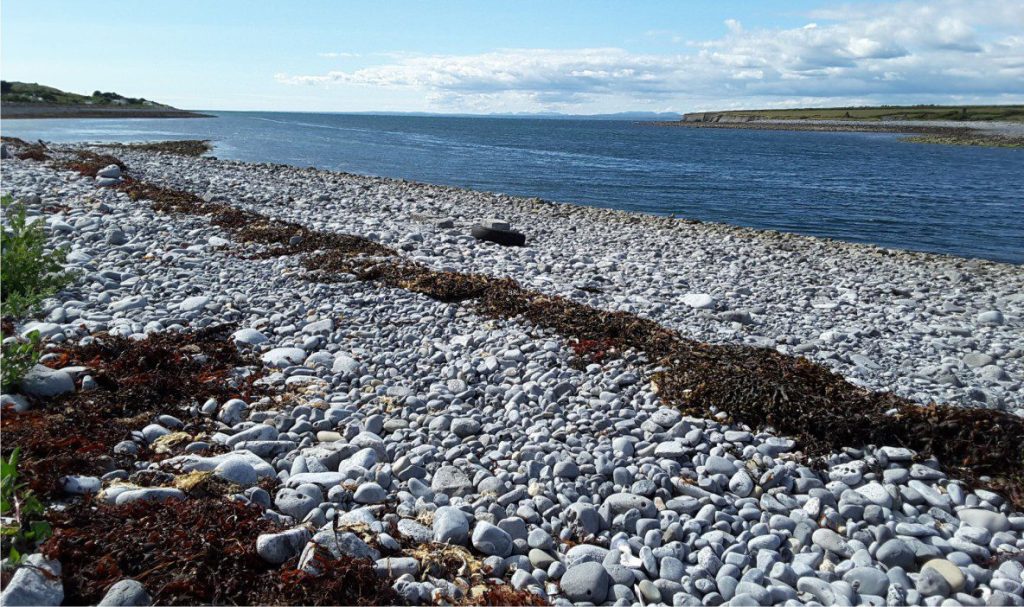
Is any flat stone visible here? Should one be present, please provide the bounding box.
[480,218,511,231]
[812,528,854,558]
[922,559,966,593]
[958,508,1010,532]
[110,296,148,312]
[431,465,474,497]
[529,548,557,569]
[856,481,894,508]
[261,347,307,368]
[97,579,150,606]
[114,487,185,505]
[232,328,268,345]
[61,475,102,495]
[977,310,1004,326]
[257,527,312,564]
[397,519,433,543]
[682,293,716,309]
[177,295,210,312]
[19,365,75,397]
[374,557,420,579]
[564,544,609,567]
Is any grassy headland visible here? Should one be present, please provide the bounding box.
[1,81,210,119]
[655,104,1024,148]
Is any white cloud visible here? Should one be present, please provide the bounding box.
[318,52,361,59]
[279,0,1024,111]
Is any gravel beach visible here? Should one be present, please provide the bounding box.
[1,142,1022,606]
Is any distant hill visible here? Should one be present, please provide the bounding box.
[682,105,1024,123]
[1,81,209,119]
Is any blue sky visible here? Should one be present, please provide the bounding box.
[2,0,1022,113]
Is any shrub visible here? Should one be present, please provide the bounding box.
[1,195,74,319]
[0,448,52,565]
[0,330,40,391]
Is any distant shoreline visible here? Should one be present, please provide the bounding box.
[647,119,1024,148]
[1,103,212,119]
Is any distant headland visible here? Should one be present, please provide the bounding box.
[1,81,211,119]
[652,104,1024,148]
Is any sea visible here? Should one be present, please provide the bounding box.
[3,112,1022,263]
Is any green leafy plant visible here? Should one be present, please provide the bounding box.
[1,330,41,391]
[1,195,75,319]
[1,449,52,565]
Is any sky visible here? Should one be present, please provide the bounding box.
[2,0,1023,114]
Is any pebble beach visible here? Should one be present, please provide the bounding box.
[1,141,1023,606]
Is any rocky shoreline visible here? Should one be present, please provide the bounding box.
[1,103,211,119]
[1,142,1023,606]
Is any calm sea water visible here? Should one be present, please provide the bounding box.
[3,112,1022,263]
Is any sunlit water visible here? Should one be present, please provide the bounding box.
[4,111,1022,263]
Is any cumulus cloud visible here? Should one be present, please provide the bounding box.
[278,0,1024,111]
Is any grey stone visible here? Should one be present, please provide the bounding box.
[114,487,185,505]
[177,295,210,312]
[214,458,258,487]
[433,506,470,544]
[232,328,268,345]
[916,567,951,597]
[876,538,916,569]
[0,554,63,606]
[471,522,513,557]
[275,488,319,519]
[97,579,151,606]
[812,528,854,558]
[431,465,474,497]
[374,557,420,579]
[958,508,1010,532]
[261,347,307,368]
[600,493,657,520]
[560,561,610,603]
[451,418,481,437]
[354,482,387,504]
[257,527,312,564]
[19,365,74,397]
[843,567,889,596]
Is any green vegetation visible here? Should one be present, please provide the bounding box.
[1,449,53,566]
[1,195,76,320]
[0,80,169,108]
[686,105,1024,123]
[1,331,41,392]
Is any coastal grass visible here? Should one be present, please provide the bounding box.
[115,168,1024,506]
